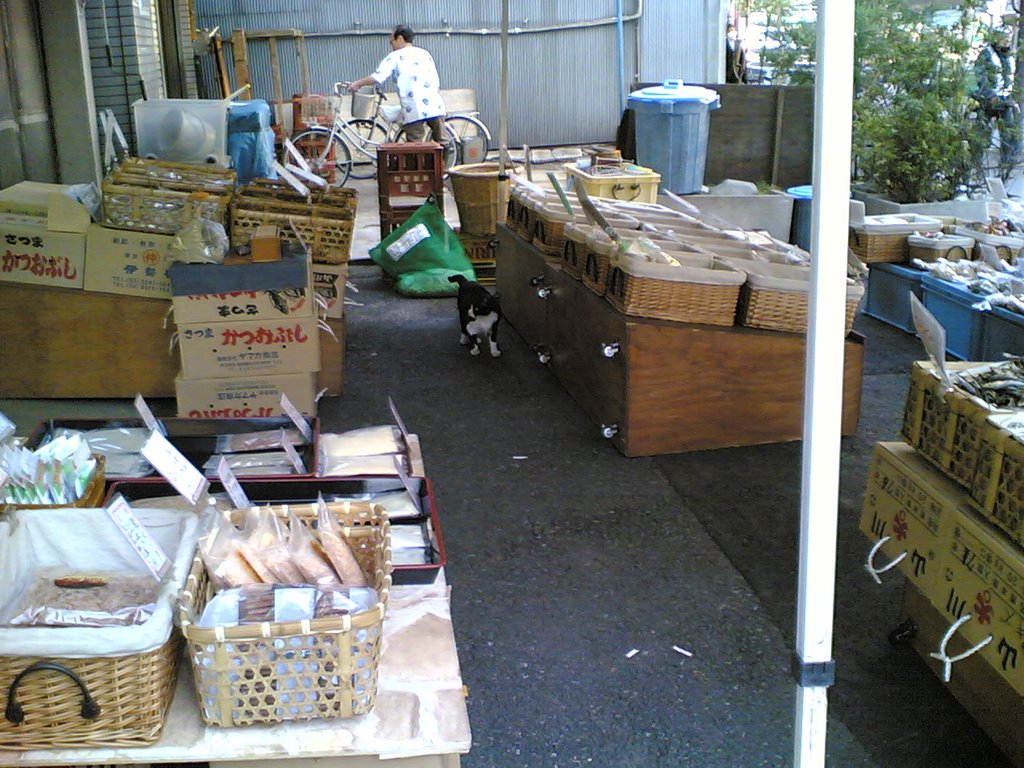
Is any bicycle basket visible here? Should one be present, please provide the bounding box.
[351,89,377,120]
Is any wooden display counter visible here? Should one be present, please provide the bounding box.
[0,282,177,397]
[901,584,1024,767]
[496,226,864,456]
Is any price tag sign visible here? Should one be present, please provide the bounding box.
[134,394,164,435]
[141,430,208,504]
[0,466,8,493]
[281,428,306,473]
[394,455,422,513]
[910,294,950,387]
[105,494,172,580]
[217,457,252,510]
[280,394,314,443]
[388,396,411,444]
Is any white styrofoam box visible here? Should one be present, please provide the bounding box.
[134,98,230,167]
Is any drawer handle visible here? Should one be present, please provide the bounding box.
[601,423,619,439]
[601,342,620,358]
[532,344,551,364]
[529,275,546,287]
[929,613,993,683]
[864,536,906,585]
[537,287,552,299]
[6,661,101,724]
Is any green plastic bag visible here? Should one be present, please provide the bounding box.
[396,267,475,298]
[369,197,475,279]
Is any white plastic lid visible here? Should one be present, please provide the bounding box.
[907,233,975,249]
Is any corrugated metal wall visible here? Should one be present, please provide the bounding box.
[191,0,713,147]
[86,0,165,153]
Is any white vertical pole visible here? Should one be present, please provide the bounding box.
[793,0,855,763]
[498,0,510,174]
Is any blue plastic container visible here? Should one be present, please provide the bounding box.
[786,184,813,250]
[228,100,276,183]
[628,82,720,194]
[980,306,1024,360]
[920,274,984,360]
[864,263,925,334]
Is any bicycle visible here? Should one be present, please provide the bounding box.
[290,82,492,187]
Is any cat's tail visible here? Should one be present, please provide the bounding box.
[448,274,468,286]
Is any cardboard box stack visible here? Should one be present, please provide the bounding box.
[168,247,321,418]
[313,262,347,397]
[859,360,1024,699]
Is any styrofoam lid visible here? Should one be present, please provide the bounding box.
[629,81,720,104]
[786,185,813,200]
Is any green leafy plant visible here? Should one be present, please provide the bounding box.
[748,0,994,202]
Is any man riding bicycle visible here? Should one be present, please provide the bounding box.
[973,26,1021,171]
[347,25,450,150]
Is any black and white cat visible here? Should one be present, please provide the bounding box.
[448,275,502,358]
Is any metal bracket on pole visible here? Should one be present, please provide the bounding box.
[791,654,835,688]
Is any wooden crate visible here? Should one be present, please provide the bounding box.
[0,283,177,397]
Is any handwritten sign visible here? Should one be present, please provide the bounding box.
[216,457,251,510]
[141,431,208,504]
[105,494,172,580]
[280,394,314,442]
[388,396,411,444]
[910,294,950,387]
[281,428,306,473]
[134,393,163,434]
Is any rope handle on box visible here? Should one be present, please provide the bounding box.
[612,183,642,202]
[5,662,101,723]
[929,613,992,683]
[864,537,907,584]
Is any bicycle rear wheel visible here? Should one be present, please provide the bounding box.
[291,128,353,187]
[445,115,491,165]
[393,124,458,172]
[347,119,388,179]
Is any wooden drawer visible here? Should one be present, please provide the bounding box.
[496,226,558,349]
[547,268,627,436]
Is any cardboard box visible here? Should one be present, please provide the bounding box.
[0,212,86,289]
[168,248,309,296]
[178,316,320,380]
[317,317,345,396]
[858,442,962,597]
[175,371,317,418]
[84,224,176,299]
[313,263,348,319]
[172,285,316,325]
[0,181,92,233]
[936,508,1024,696]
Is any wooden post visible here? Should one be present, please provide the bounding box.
[268,37,284,126]
[296,34,309,95]
[770,88,786,187]
[231,29,250,93]
[212,29,231,99]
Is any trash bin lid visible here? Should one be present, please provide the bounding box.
[628,81,720,105]
[786,184,813,200]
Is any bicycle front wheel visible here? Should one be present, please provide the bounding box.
[445,115,491,165]
[291,128,353,187]
[347,119,388,179]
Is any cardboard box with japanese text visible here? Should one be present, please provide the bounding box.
[84,224,176,299]
[177,316,320,380]
[175,371,317,418]
[0,213,86,290]
[313,263,348,319]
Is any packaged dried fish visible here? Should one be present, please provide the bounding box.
[195,584,379,628]
[316,499,368,586]
[4,569,160,627]
[287,508,342,587]
[214,428,307,453]
[320,426,404,457]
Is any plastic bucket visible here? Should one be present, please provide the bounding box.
[448,163,510,236]
[627,81,720,195]
[786,185,813,250]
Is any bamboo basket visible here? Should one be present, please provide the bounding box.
[236,180,358,215]
[179,501,392,728]
[735,263,864,335]
[102,183,231,235]
[532,204,574,257]
[907,234,974,264]
[972,423,1024,548]
[605,250,746,325]
[231,189,357,265]
[580,236,618,296]
[847,230,910,263]
[448,163,510,237]
[0,637,180,749]
[561,223,594,280]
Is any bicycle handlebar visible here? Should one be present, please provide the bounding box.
[334,81,384,97]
